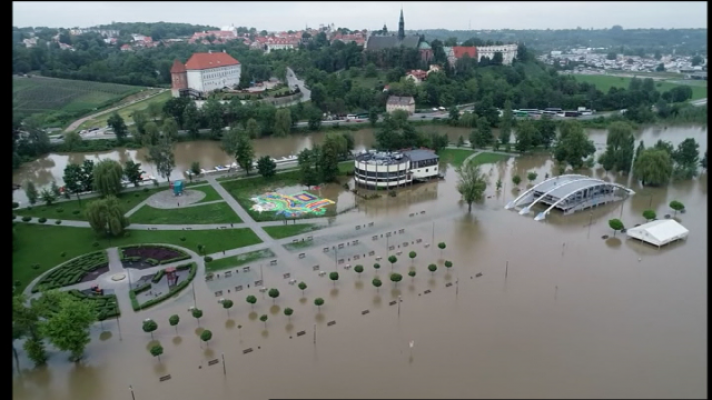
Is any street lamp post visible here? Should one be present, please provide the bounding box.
[129,385,136,400]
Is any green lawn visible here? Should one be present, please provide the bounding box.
[14,187,164,221]
[341,68,385,89]
[469,152,511,166]
[190,184,225,203]
[263,223,320,239]
[13,224,262,293]
[128,202,242,224]
[206,249,276,272]
[438,148,476,167]
[572,75,707,100]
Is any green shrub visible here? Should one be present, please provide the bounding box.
[22,216,32,222]
[38,218,47,223]
[151,269,166,283]
[131,263,197,310]
[55,220,62,225]
[129,291,140,311]
[146,258,159,266]
[12,202,19,209]
[179,237,186,241]
[60,252,66,257]
[133,282,151,294]
[31,264,40,270]
[12,215,17,220]
[134,194,139,197]
[92,241,100,247]
[56,208,64,213]
[72,210,81,215]
[204,256,213,262]
[143,188,149,192]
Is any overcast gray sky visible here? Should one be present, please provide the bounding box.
[13,1,708,31]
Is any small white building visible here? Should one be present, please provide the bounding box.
[626,219,689,248]
[386,96,415,115]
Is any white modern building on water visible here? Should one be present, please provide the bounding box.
[353,149,440,189]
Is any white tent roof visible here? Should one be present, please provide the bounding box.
[626,219,689,247]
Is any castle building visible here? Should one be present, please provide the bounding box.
[364,9,421,51]
[170,51,241,98]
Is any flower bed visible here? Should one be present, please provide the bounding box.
[120,245,190,269]
[38,289,121,319]
[129,262,197,311]
[32,251,108,293]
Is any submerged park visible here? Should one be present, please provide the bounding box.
[11,122,708,399]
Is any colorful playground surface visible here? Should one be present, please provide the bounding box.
[249,191,335,217]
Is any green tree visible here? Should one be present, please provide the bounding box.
[85,195,129,237]
[457,135,465,147]
[259,314,268,328]
[182,101,201,138]
[633,148,673,186]
[150,344,164,362]
[222,299,234,316]
[245,118,260,139]
[314,298,324,310]
[297,282,307,295]
[80,160,95,192]
[41,292,95,361]
[669,200,685,216]
[284,307,294,321]
[599,121,635,173]
[257,155,277,178]
[499,100,513,147]
[161,117,179,141]
[472,117,493,148]
[63,131,83,151]
[438,242,446,256]
[388,255,398,269]
[634,140,646,164]
[13,293,46,367]
[514,120,536,153]
[390,272,403,287]
[329,272,339,286]
[672,138,700,178]
[107,112,128,143]
[527,171,538,183]
[373,263,381,272]
[428,264,437,274]
[24,336,48,366]
[608,219,624,236]
[456,161,487,212]
[246,295,257,309]
[496,179,502,191]
[142,121,160,147]
[191,308,203,326]
[131,110,148,137]
[297,147,320,188]
[536,114,557,149]
[40,188,57,206]
[203,97,225,138]
[368,106,380,127]
[408,270,416,280]
[274,109,292,137]
[512,175,522,186]
[142,319,158,339]
[444,260,453,270]
[268,288,280,303]
[372,278,382,292]
[700,150,707,169]
[643,209,657,221]
[148,138,175,184]
[553,121,596,169]
[169,314,180,334]
[123,160,142,187]
[62,164,85,203]
[319,132,346,182]
[409,251,417,263]
[93,159,124,197]
[200,329,213,347]
[448,106,460,124]
[354,265,364,275]
[235,131,255,175]
[25,181,38,206]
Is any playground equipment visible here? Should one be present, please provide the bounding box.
[165,267,179,287]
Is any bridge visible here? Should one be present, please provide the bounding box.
[505,174,635,221]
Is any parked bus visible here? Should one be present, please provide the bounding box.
[563,111,581,117]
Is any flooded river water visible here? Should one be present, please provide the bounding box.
[12,124,708,399]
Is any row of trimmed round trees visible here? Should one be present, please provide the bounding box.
[608,200,686,236]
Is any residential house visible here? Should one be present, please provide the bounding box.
[405,70,428,85]
[23,38,38,48]
[386,96,416,115]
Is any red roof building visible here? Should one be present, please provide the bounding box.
[184,52,240,70]
[452,46,477,60]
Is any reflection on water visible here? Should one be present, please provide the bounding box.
[12,125,707,399]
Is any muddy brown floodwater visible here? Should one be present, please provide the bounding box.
[13,125,707,399]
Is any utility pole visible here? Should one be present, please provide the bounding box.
[431,221,435,251]
[505,260,509,279]
[129,385,136,400]
[313,323,317,345]
[222,353,226,376]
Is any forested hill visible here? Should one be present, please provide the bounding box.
[415,27,707,55]
[92,22,218,40]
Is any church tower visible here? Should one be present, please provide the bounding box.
[398,8,405,40]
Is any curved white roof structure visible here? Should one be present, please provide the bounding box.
[626,219,689,247]
[505,174,635,221]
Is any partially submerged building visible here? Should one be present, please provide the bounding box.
[353,149,439,189]
[626,219,689,248]
[505,174,635,221]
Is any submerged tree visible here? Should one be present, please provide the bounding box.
[456,161,487,212]
[608,219,624,236]
[85,196,129,237]
[41,291,95,361]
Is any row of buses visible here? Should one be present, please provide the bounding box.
[514,107,595,119]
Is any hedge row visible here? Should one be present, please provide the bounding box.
[39,289,121,319]
[119,245,190,265]
[129,262,197,311]
[152,269,165,283]
[32,251,109,293]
